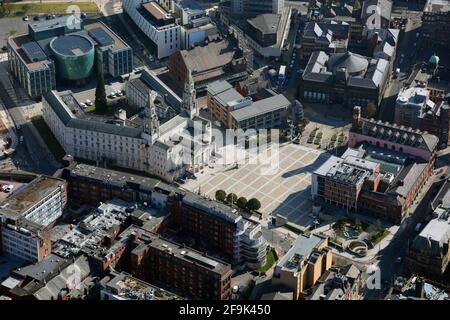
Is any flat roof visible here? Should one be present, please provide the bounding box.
[143,1,173,21]
[50,34,94,56]
[85,22,129,51]
[105,271,183,300]
[0,176,65,220]
[231,94,291,122]
[277,234,325,271]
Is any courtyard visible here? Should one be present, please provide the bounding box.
[183,143,332,228]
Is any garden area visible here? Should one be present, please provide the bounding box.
[307,128,323,146]
[256,249,278,274]
[327,131,347,150]
[330,216,390,249]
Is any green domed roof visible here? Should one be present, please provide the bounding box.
[429,54,440,65]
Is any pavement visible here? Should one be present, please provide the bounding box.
[0,57,59,175]
[183,143,332,228]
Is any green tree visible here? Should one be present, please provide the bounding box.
[366,101,377,119]
[226,193,238,205]
[237,197,248,209]
[247,198,261,212]
[94,62,107,114]
[215,189,226,202]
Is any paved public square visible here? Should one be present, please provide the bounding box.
[183,143,332,227]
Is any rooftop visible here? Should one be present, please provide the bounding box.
[314,154,379,185]
[50,34,94,56]
[0,176,65,222]
[231,94,291,122]
[276,234,326,272]
[424,0,450,13]
[247,14,281,35]
[104,271,183,300]
[175,39,237,78]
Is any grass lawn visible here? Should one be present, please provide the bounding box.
[368,229,390,245]
[31,116,65,163]
[3,3,100,15]
[85,103,117,116]
[256,249,277,273]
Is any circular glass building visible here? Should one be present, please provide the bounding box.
[49,34,95,81]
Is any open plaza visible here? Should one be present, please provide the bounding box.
[183,143,332,228]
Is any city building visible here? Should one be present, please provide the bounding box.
[362,27,399,63]
[0,254,95,300]
[60,162,268,269]
[127,226,232,300]
[42,70,213,182]
[242,7,292,58]
[307,264,364,300]
[123,0,181,58]
[172,0,219,50]
[0,175,67,227]
[7,17,133,97]
[125,66,182,112]
[169,39,248,92]
[422,0,450,50]
[100,270,183,300]
[361,0,392,30]
[272,233,332,300]
[315,106,438,223]
[311,152,381,211]
[395,86,450,149]
[300,21,350,62]
[299,51,390,109]
[0,175,66,262]
[206,79,291,130]
[226,0,284,18]
[405,179,450,282]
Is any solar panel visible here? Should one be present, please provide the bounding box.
[89,28,114,46]
[22,41,47,62]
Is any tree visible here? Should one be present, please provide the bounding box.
[354,0,361,11]
[247,198,261,212]
[94,62,107,114]
[366,101,377,119]
[226,193,238,205]
[215,189,226,202]
[237,197,248,209]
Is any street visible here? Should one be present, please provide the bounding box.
[0,58,59,175]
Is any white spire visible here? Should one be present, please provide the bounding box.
[182,69,197,119]
[145,90,159,143]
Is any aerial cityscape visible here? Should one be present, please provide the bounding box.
[0,0,449,305]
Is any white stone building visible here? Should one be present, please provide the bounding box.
[42,71,213,182]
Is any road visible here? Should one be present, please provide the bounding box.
[0,60,58,175]
[363,171,441,299]
[378,11,422,122]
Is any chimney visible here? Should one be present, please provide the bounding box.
[416,278,424,299]
[352,106,362,129]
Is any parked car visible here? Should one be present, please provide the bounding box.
[23,16,29,21]
[85,99,93,106]
[79,102,87,109]
[2,185,13,193]
[33,16,40,21]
